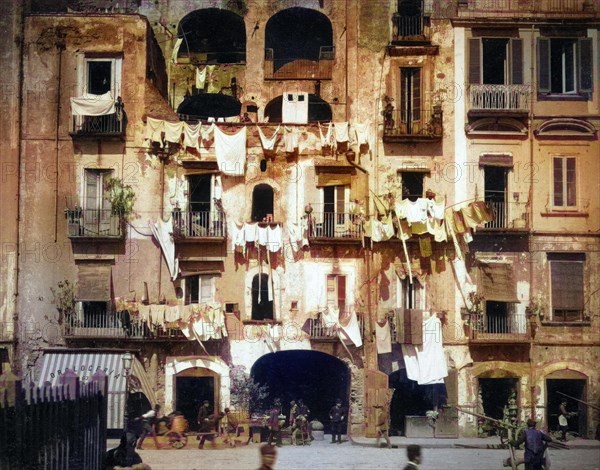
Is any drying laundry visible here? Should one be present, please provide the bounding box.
[144,117,164,144]
[171,38,182,62]
[267,224,282,252]
[257,225,268,246]
[214,126,247,176]
[375,319,392,354]
[70,91,116,116]
[282,92,308,124]
[338,311,363,347]
[334,122,349,143]
[319,122,333,148]
[419,236,433,258]
[150,218,179,280]
[257,125,281,150]
[416,315,448,385]
[163,121,184,144]
[401,344,420,382]
[461,204,481,229]
[183,122,201,151]
[196,66,207,89]
[354,122,371,146]
[283,126,299,152]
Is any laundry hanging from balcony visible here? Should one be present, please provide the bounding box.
[150,217,179,281]
[375,319,392,354]
[214,126,247,176]
[70,91,116,116]
[257,125,281,150]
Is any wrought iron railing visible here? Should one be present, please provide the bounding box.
[308,311,363,340]
[70,99,125,136]
[264,47,335,80]
[65,209,123,238]
[469,84,530,112]
[482,197,528,230]
[392,14,427,39]
[306,211,363,239]
[172,210,226,238]
[468,313,529,341]
[459,0,597,16]
[383,108,443,139]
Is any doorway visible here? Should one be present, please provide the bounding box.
[484,166,508,228]
[546,377,587,437]
[479,377,519,421]
[175,368,218,431]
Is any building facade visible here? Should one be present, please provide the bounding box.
[0,0,598,438]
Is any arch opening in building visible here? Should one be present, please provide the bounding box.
[546,369,587,438]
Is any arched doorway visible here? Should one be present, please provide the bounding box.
[264,94,332,123]
[174,367,219,431]
[546,369,587,437]
[251,351,349,432]
[251,273,273,320]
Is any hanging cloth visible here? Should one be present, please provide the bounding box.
[214,126,247,176]
[319,122,333,148]
[196,66,207,89]
[183,122,201,151]
[338,311,363,347]
[334,122,350,143]
[70,91,116,116]
[256,125,281,150]
[171,38,183,63]
[267,225,282,252]
[150,218,179,281]
[144,117,164,144]
[354,122,370,146]
[283,126,299,152]
[375,319,392,354]
[164,121,184,144]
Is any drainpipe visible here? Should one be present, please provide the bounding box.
[528,24,536,421]
[54,34,65,243]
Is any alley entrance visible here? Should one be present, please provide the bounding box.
[251,351,349,432]
[546,373,587,437]
[175,368,218,431]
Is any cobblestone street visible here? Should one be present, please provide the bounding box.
[129,438,600,470]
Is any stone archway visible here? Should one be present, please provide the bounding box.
[164,356,230,415]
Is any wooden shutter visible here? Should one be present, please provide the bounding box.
[77,262,111,301]
[468,38,481,84]
[537,38,551,93]
[85,171,100,210]
[510,38,523,85]
[412,69,421,121]
[200,276,213,304]
[364,369,390,438]
[551,261,584,310]
[578,37,593,93]
[337,275,346,313]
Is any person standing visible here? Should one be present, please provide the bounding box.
[402,444,422,470]
[267,400,283,447]
[288,400,298,429]
[513,418,552,470]
[329,399,346,444]
[223,408,239,447]
[136,404,161,450]
[558,399,576,442]
[375,405,391,449]
[197,400,212,432]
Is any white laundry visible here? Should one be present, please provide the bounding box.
[213,175,222,200]
[171,38,182,63]
[334,122,349,143]
[354,122,371,146]
[283,126,299,152]
[416,315,448,385]
[257,125,281,150]
[375,320,392,354]
[257,225,268,246]
[150,218,179,281]
[164,121,184,144]
[406,199,429,224]
[214,126,247,176]
[196,66,207,89]
[231,222,246,253]
[321,306,339,329]
[183,122,201,151]
[282,92,308,124]
[287,223,302,252]
[144,117,164,144]
[244,223,258,243]
[70,91,116,116]
[300,217,310,248]
[339,311,363,347]
[319,122,333,148]
[267,225,282,252]
[431,196,446,220]
[401,344,420,382]
[201,123,215,141]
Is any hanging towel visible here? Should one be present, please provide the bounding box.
[144,117,164,144]
[70,91,116,116]
[283,126,299,152]
[267,225,282,252]
[431,196,446,220]
[244,223,258,243]
[334,122,350,143]
[257,225,268,246]
[183,122,201,151]
[339,311,363,347]
[461,204,481,229]
[354,122,370,146]
[214,126,247,176]
[232,222,246,254]
[321,306,339,329]
[419,236,433,257]
[171,38,183,63]
[401,344,421,382]
[319,122,333,148]
[164,121,184,144]
[257,125,281,150]
[375,320,392,354]
[150,218,179,281]
[282,92,308,124]
[196,66,207,89]
[213,175,222,200]
[416,315,448,385]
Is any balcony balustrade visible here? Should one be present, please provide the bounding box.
[306,209,363,241]
[308,311,363,340]
[65,209,123,238]
[468,313,530,342]
[70,99,125,137]
[172,210,226,239]
[383,107,443,142]
[482,198,529,230]
[458,0,598,17]
[469,84,530,113]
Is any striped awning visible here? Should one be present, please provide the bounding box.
[38,351,156,429]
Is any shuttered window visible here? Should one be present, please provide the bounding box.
[510,38,523,85]
[553,157,577,208]
[549,254,584,322]
[470,37,523,85]
[537,37,593,95]
[184,275,215,305]
[468,38,481,84]
[326,274,347,313]
[400,67,421,129]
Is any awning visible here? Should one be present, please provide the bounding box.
[38,351,156,429]
[77,262,111,301]
[479,262,519,302]
[179,261,224,277]
[316,173,352,187]
[479,153,513,167]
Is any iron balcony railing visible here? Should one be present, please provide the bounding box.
[63,312,187,340]
[264,47,335,80]
[70,99,125,136]
[468,313,529,341]
[482,197,529,230]
[459,0,598,16]
[172,210,226,238]
[306,211,363,240]
[469,84,530,112]
[308,311,363,340]
[65,209,123,238]
[383,107,443,139]
[392,13,428,40]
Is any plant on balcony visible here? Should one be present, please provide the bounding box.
[104,177,136,219]
[525,294,546,321]
[49,279,77,327]
[463,291,485,328]
[229,365,270,418]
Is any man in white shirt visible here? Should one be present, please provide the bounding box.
[136,404,161,450]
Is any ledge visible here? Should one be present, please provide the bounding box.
[540,212,589,218]
[541,321,591,327]
[242,320,282,325]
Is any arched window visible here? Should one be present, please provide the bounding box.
[252,184,274,222]
[264,94,332,123]
[252,273,273,321]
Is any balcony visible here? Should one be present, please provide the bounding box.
[172,210,226,241]
[63,313,188,341]
[66,209,123,239]
[308,312,363,341]
[468,313,530,343]
[481,199,529,231]
[70,98,125,138]
[306,210,363,242]
[264,47,334,80]
[383,108,443,142]
[469,85,530,115]
[458,0,599,18]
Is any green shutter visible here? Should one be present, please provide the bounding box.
[578,38,593,93]
[537,38,550,93]
[468,38,481,85]
[510,38,523,85]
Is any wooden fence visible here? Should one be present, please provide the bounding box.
[0,368,108,470]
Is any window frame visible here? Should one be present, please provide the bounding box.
[396,170,425,202]
[82,168,113,211]
[548,254,585,322]
[396,276,426,310]
[184,274,216,305]
[326,273,347,313]
[551,155,578,211]
[468,37,523,86]
[77,54,122,97]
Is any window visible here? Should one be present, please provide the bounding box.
[469,38,523,86]
[397,277,425,310]
[81,301,110,327]
[553,157,577,209]
[397,171,424,201]
[549,253,584,322]
[321,185,350,237]
[185,174,222,236]
[251,184,274,222]
[538,38,593,95]
[484,167,508,228]
[251,273,273,320]
[397,0,425,37]
[184,275,215,305]
[78,56,122,97]
[326,274,347,313]
[84,169,112,211]
[400,67,421,133]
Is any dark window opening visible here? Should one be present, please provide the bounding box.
[177,8,246,63]
[482,39,508,85]
[87,61,112,94]
[252,273,273,321]
[0,348,9,375]
[400,67,421,133]
[484,301,509,333]
[322,186,347,236]
[177,94,242,119]
[479,378,518,422]
[538,37,592,95]
[550,39,576,94]
[188,175,212,213]
[484,166,508,202]
[176,375,215,432]
[398,171,424,201]
[264,94,332,123]
[549,253,585,322]
[397,0,424,37]
[251,184,274,222]
[82,301,109,327]
[546,378,587,437]
[265,7,333,70]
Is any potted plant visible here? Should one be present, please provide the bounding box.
[104,177,136,219]
[525,294,545,321]
[463,291,485,330]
